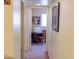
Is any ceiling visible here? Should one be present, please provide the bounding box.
[13,0,55,12]
[24,0,55,6]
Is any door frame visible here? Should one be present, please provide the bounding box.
[28,6,49,48]
[21,1,25,59]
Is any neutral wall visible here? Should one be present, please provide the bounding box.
[13,0,21,59]
[4,0,21,59]
[24,6,32,52]
[4,0,14,59]
[47,0,74,59]
[32,8,48,30]
[32,8,47,16]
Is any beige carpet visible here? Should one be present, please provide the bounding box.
[24,44,49,59]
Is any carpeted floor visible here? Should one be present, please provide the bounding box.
[24,44,49,59]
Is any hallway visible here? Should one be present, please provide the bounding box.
[24,44,49,59]
[4,0,74,59]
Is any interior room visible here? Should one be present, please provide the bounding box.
[24,7,48,59]
[31,8,47,45]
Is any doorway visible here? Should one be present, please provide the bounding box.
[24,7,48,59]
[31,8,47,45]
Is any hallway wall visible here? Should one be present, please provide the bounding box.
[13,0,21,59]
[4,0,21,59]
[32,8,48,30]
[47,0,74,59]
[4,0,15,59]
[24,6,31,52]
[32,8,47,16]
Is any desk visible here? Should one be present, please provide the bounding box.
[31,32,43,43]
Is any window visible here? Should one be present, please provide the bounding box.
[41,13,47,26]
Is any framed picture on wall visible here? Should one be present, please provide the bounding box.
[4,0,11,5]
[52,2,60,32]
[32,16,40,25]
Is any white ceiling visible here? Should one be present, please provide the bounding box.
[24,0,55,6]
[13,0,55,12]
